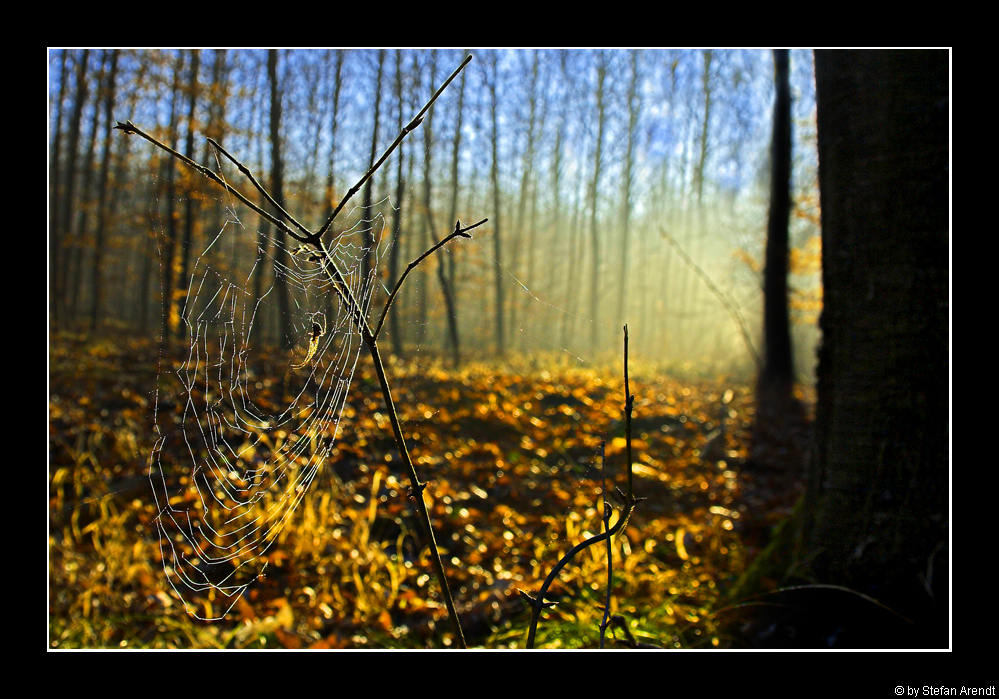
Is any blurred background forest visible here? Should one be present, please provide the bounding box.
[50,49,945,652]
[48,48,821,373]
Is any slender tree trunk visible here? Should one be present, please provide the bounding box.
[325,49,344,211]
[49,49,69,330]
[388,49,407,358]
[694,49,713,209]
[361,49,385,290]
[324,49,344,331]
[445,49,466,316]
[176,50,201,339]
[418,50,462,367]
[617,50,640,329]
[160,51,185,347]
[56,49,90,330]
[488,54,505,357]
[202,50,230,276]
[89,49,119,334]
[588,54,607,352]
[268,49,292,349]
[509,50,539,343]
[68,52,104,323]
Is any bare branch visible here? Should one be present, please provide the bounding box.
[113,120,313,245]
[374,218,486,339]
[316,54,474,241]
[207,136,314,243]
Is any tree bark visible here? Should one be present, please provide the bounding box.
[49,50,70,330]
[799,49,949,645]
[420,50,462,367]
[68,51,104,323]
[160,51,185,347]
[55,50,90,330]
[760,48,794,390]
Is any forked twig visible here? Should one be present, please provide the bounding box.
[374,218,486,338]
[316,54,473,242]
[117,52,476,649]
[114,120,312,246]
[207,136,313,242]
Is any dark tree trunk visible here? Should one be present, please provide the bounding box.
[69,51,104,323]
[798,49,949,646]
[49,50,69,330]
[56,49,90,330]
[617,50,639,330]
[176,49,200,339]
[420,51,461,368]
[388,49,407,358]
[760,48,794,390]
[268,49,292,349]
[160,52,185,347]
[89,49,119,333]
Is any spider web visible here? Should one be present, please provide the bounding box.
[148,157,384,620]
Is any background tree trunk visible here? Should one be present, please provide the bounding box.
[487,53,505,357]
[361,49,385,289]
[420,50,462,367]
[588,53,606,352]
[760,48,793,390]
[89,49,119,333]
[799,49,949,646]
[388,49,408,358]
[268,49,292,349]
[176,49,200,339]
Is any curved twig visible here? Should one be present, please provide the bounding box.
[374,218,486,339]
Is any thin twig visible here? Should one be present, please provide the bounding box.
[207,136,313,242]
[624,324,634,500]
[598,440,612,648]
[114,120,312,246]
[525,326,642,649]
[374,218,486,339]
[317,54,473,241]
[524,501,635,649]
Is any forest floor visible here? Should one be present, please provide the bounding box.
[48,334,811,649]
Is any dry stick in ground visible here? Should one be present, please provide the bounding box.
[524,325,643,649]
[598,440,613,648]
[599,324,638,647]
[115,54,475,649]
